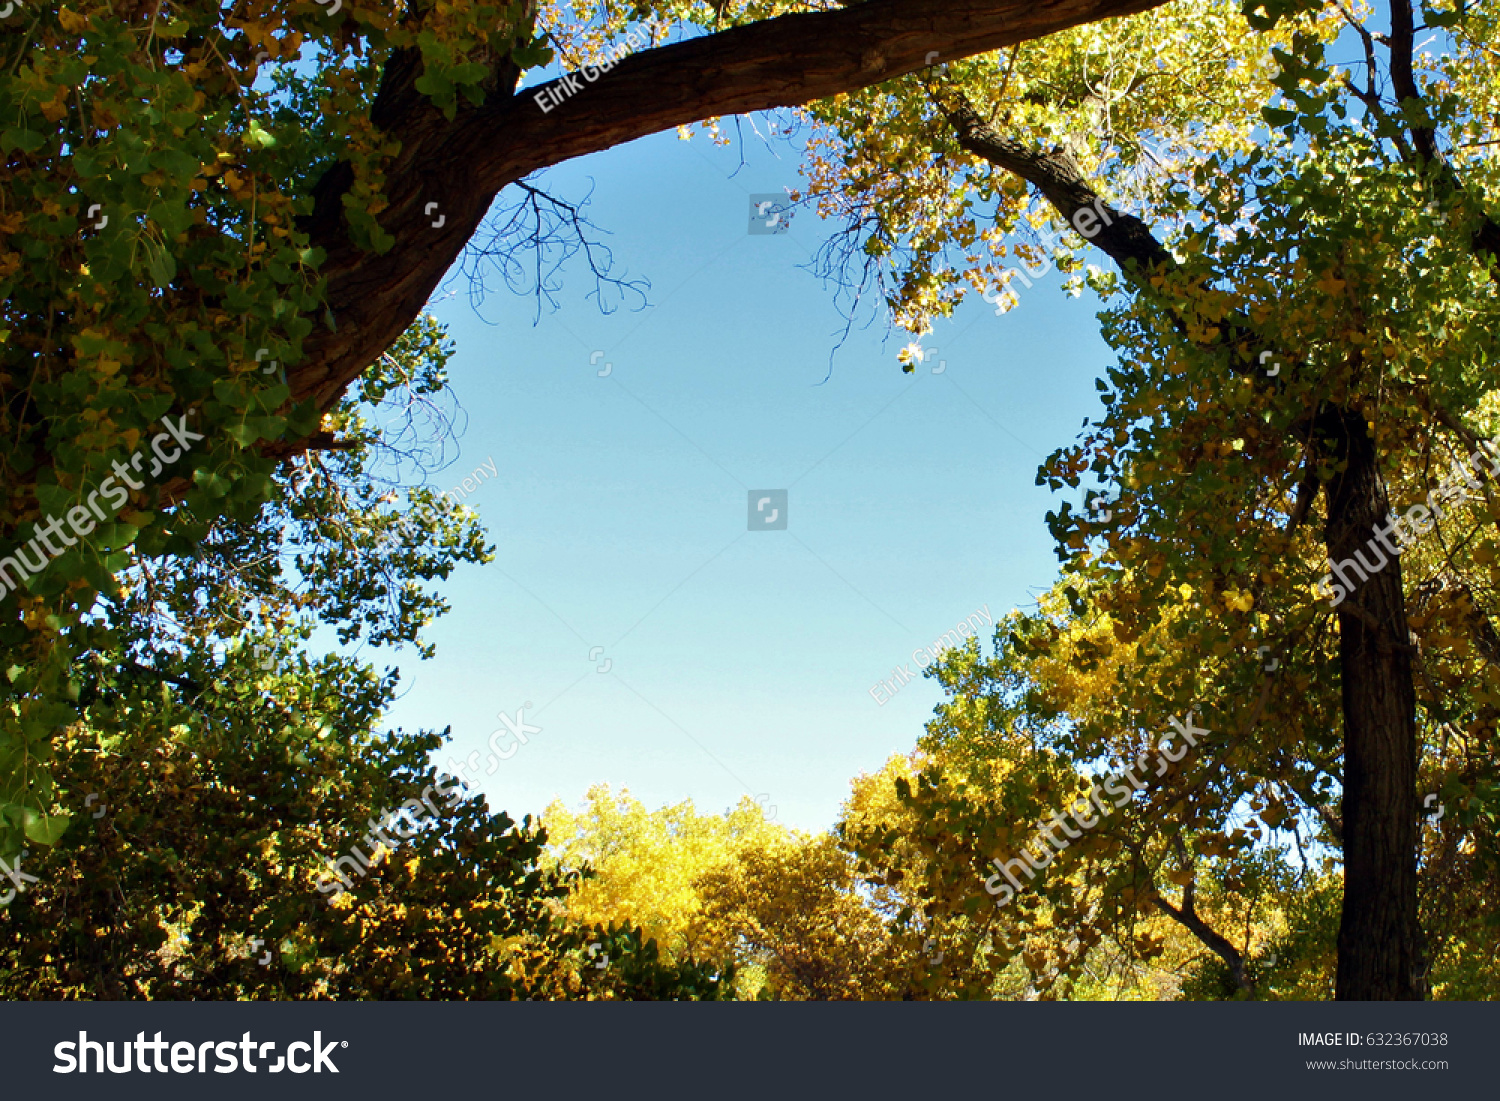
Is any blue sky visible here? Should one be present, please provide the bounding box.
[373,117,1114,833]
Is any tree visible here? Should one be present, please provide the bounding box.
[0,699,730,999]
[1,0,1183,881]
[839,621,1343,1000]
[0,312,727,1000]
[791,0,1500,997]
[694,831,897,999]
[543,786,918,998]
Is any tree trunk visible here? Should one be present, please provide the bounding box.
[1321,404,1425,999]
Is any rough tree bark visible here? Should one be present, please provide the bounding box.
[1319,404,1425,999]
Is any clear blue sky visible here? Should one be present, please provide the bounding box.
[372,117,1113,833]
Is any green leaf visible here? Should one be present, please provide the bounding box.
[246,120,277,150]
[93,523,140,552]
[193,470,232,497]
[0,129,45,155]
[23,811,70,847]
[144,240,177,288]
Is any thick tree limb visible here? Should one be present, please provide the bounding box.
[943,96,1175,275]
[1386,0,1500,270]
[1388,0,1441,166]
[941,92,1274,377]
[288,0,1174,422]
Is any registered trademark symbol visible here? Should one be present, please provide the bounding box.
[341,1041,349,1047]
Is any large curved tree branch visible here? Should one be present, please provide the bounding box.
[279,0,1175,427]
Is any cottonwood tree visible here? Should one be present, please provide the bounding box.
[0,313,728,1000]
[0,680,730,999]
[838,679,1343,1001]
[798,0,1500,998]
[0,0,1173,868]
[545,786,926,998]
